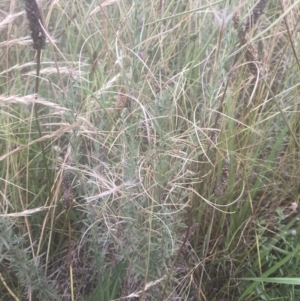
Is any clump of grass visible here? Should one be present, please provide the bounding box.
[1,0,300,300]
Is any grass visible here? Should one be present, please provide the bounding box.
[1,0,300,300]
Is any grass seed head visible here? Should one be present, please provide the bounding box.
[115,93,129,109]
[246,42,259,76]
[25,0,46,50]
[214,156,230,197]
[234,1,268,76]
[245,0,269,33]
[232,11,240,30]
[62,171,73,209]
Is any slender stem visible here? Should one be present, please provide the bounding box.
[0,271,20,301]
[68,219,74,301]
[53,206,72,257]
[279,0,300,71]
[160,224,192,301]
[262,78,300,150]
[34,49,51,199]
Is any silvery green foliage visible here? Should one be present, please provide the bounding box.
[0,218,58,300]
[82,181,186,289]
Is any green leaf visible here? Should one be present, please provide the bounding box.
[85,260,128,301]
[239,277,300,285]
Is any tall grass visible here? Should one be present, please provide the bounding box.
[1,0,300,300]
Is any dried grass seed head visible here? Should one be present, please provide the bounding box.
[232,11,240,30]
[214,156,230,197]
[25,0,46,50]
[246,42,259,76]
[115,93,129,109]
[245,0,269,33]
[62,171,73,209]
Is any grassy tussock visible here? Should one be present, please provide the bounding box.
[1,0,300,300]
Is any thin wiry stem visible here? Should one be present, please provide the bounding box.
[25,0,51,194]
